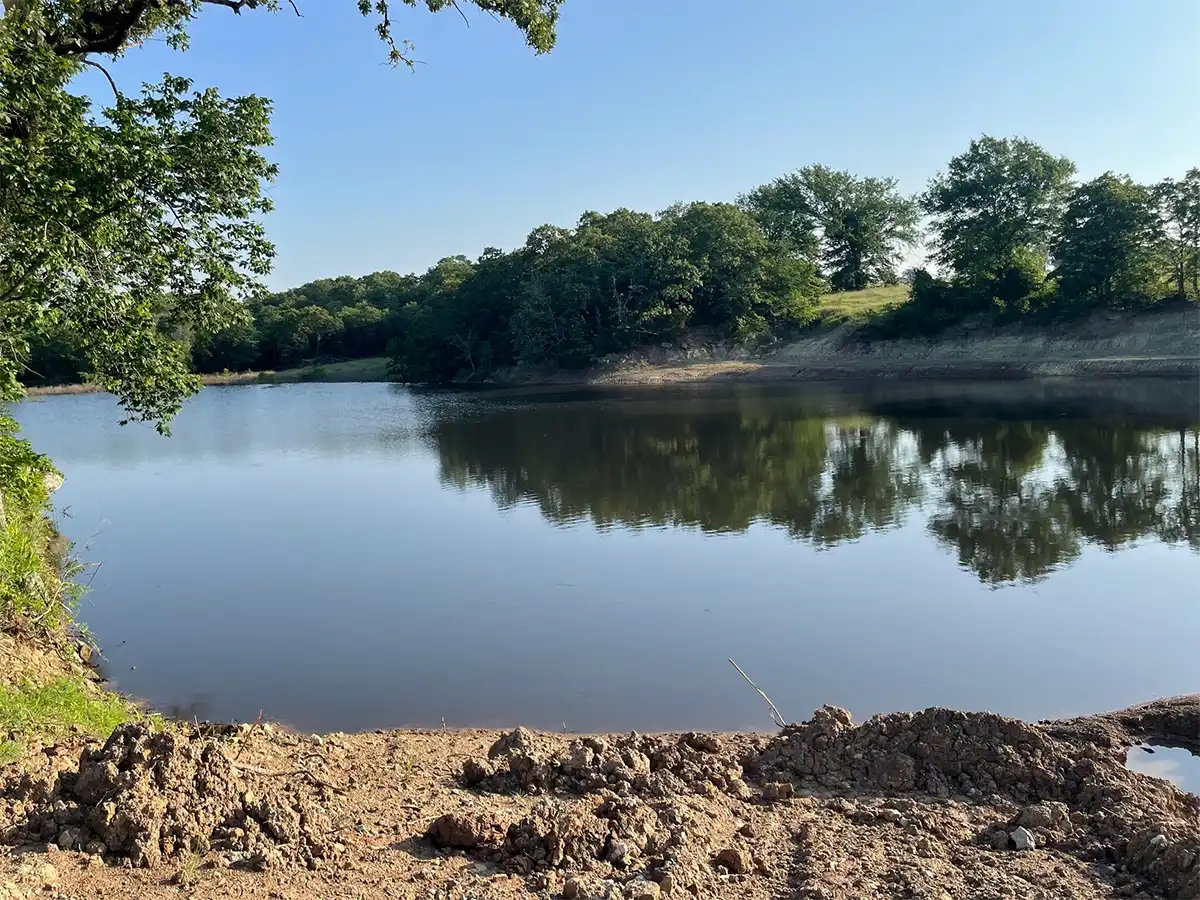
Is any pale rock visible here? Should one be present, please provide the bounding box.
[1010,826,1036,851]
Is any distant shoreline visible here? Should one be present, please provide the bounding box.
[22,306,1200,397]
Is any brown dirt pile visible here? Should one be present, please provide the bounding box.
[0,696,1197,899]
[3,724,345,872]
[432,701,1200,898]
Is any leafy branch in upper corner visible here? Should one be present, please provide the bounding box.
[0,0,567,432]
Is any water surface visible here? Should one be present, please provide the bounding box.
[14,378,1200,734]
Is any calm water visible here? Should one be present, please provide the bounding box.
[13,378,1200,734]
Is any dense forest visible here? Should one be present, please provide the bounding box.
[23,137,1199,387]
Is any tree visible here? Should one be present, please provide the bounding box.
[663,201,822,338]
[1153,170,1200,299]
[740,165,920,291]
[191,318,260,374]
[922,136,1076,290]
[0,0,565,430]
[1052,174,1161,307]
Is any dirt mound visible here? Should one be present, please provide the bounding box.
[6,724,343,871]
[429,794,747,896]
[462,727,756,801]
[750,704,1200,899]
[452,703,1200,898]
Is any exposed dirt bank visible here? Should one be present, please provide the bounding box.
[491,306,1200,386]
[3,696,1199,899]
[20,308,1199,398]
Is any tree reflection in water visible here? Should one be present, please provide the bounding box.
[425,386,1200,586]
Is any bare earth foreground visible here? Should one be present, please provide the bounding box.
[3,685,1200,900]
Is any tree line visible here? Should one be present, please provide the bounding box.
[22,137,1199,387]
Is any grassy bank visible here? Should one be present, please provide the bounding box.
[261,356,392,384]
[0,415,145,762]
[814,283,910,325]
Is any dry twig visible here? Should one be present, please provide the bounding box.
[728,658,788,729]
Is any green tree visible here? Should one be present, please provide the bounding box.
[0,0,565,430]
[663,201,822,338]
[740,165,920,291]
[191,318,260,374]
[336,302,389,358]
[1052,173,1161,307]
[1153,169,1200,299]
[922,136,1076,297]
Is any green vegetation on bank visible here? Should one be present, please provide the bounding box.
[0,412,142,759]
[24,142,1196,391]
[815,284,912,326]
[0,678,134,760]
[0,413,68,631]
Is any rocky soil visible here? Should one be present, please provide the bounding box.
[2,696,1199,899]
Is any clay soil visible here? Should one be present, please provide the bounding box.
[2,694,1199,900]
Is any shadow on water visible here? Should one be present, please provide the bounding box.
[419,379,1200,586]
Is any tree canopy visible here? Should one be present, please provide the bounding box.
[739,165,920,291]
[922,136,1076,288]
[0,0,564,429]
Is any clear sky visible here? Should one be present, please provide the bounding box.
[89,0,1200,291]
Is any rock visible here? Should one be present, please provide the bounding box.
[762,781,795,801]
[426,813,506,849]
[462,758,494,784]
[36,864,58,887]
[1010,826,1036,851]
[875,808,903,824]
[988,830,1010,851]
[714,847,752,875]
[1150,834,1168,849]
[682,733,719,753]
[563,876,584,899]
[84,840,106,856]
[76,642,93,665]
[627,881,660,899]
[55,828,78,851]
[1018,802,1067,829]
[657,872,676,895]
[606,841,632,868]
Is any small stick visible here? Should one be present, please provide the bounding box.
[728,659,787,729]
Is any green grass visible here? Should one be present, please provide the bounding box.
[815,284,911,327]
[0,677,134,751]
[0,739,19,764]
[262,356,392,384]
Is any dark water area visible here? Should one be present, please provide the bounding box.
[13,378,1200,735]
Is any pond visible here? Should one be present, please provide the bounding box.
[13,378,1200,735]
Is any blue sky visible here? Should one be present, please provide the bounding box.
[90,0,1200,291]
